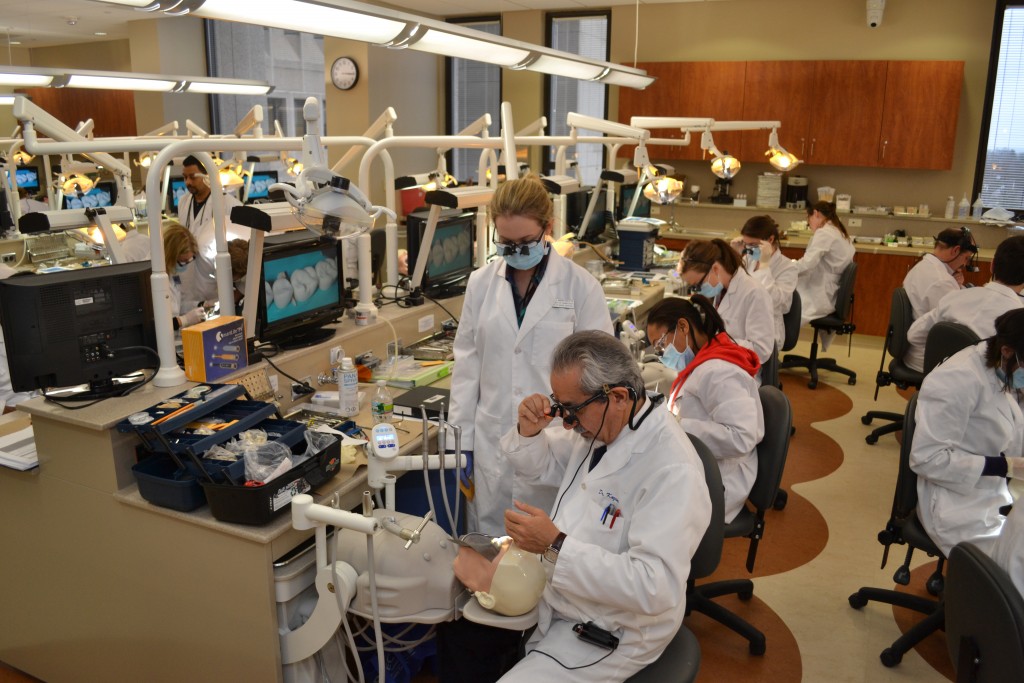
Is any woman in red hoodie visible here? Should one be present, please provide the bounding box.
[645,295,765,522]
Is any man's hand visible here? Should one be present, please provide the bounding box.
[954,268,966,286]
[505,500,560,554]
[517,393,553,438]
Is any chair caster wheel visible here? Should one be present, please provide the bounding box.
[926,575,944,596]
[880,648,903,667]
[773,490,788,510]
[738,588,754,601]
[849,377,857,385]
[865,435,878,445]
[848,593,867,609]
[749,638,766,656]
[861,415,873,425]
[807,380,818,389]
[893,566,911,586]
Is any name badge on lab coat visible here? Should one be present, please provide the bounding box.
[553,299,575,309]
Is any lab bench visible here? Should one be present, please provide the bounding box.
[0,296,462,683]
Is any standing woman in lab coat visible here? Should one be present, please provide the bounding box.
[449,176,613,537]
[163,224,206,330]
[911,308,1024,557]
[732,215,798,350]
[645,295,764,522]
[795,201,855,325]
[677,238,775,367]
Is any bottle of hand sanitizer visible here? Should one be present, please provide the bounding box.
[972,195,984,219]
[944,196,955,219]
[958,194,970,219]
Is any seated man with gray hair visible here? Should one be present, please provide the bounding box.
[499,330,711,682]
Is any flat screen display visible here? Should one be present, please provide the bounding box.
[168,177,187,211]
[618,183,651,219]
[13,166,40,192]
[63,181,116,210]
[405,208,475,295]
[262,240,341,327]
[247,170,278,201]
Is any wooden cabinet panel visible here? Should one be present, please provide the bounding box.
[18,87,137,138]
[806,61,887,167]
[879,61,963,170]
[618,61,746,160]
[739,61,817,162]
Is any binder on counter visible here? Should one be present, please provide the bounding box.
[393,386,451,420]
[373,360,454,389]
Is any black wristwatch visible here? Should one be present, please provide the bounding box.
[543,531,567,564]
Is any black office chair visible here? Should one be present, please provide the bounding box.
[781,262,858,389]
[626,623,701,683]
[762,291,802,392]
[923,321,980,375]
[945,542,1024,683]
[687,386,792,655]
[849,394,947,667]
[861,288,924,445]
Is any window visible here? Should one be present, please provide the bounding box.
[206,20,325,138]
[546,12,610,187]
[978,2,1024,211]
[447,18,502,183]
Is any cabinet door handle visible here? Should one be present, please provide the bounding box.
[810,138,816,158]
[881,139,888,160]
[800,137,806,157]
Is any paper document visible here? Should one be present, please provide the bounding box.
[0,425,37,471]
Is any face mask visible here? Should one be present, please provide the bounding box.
[659,329,696,372]
[174,262,191,274]
[699,280,724,299]
[743,246,761,263]
[996,356,1024,389]
[503,241,548,271]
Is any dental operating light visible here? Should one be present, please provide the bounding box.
[94,0,654,89]
[701,130,741,180]
[767,128,802,171]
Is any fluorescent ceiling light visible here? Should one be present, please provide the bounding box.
[598,70,655,89]
[0,95,17,105]
[526,55,605,81]
[184,81,272,95]
[0,72,54,87]
[408,29,530,66]
[66,74,178,91]
[198,0,406,44]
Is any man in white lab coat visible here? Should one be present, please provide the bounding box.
[449,177,612,539]
[176,155,246,310]
[499,330,711,682]
[905,235,1024,372]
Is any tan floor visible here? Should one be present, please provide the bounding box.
[1,330,955,683]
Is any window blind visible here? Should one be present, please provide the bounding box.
[448,20,501,183]
[982,6,1024,210]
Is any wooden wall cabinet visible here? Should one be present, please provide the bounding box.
[619,60,963,171]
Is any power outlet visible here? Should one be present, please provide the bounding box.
[329,346,344,365]
[1,253,15,264]
[848,218,863,228]
[291,375,313,401]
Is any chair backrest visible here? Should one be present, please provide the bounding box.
[751,385,792,512]
[832,261,858,321]
[892,393,920,520]
[946,542,1024,682]
[924,321,981,375]
[760,343,780,389]
[687,433,724,581]
[782,290,802,352]
[887,287,915,361]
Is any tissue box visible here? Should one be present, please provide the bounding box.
[182,315,248,382]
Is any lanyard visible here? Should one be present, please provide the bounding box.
[184,195,209,231]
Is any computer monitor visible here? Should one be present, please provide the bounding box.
[14,166,40,192]
[579,187,611,244]
[0,261,156,399]
[63,181,117,210]
[246,170,278,202]
[256,235,345,349]
[168,176,187,212]
[617,183,651,220]
[405,208,475,297]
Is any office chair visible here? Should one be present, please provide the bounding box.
[945,542,1024,683]
[626,624,701,683]
[781,262,858,389]
[687,386,792,655]
[923,321,980,375]
[849,394,947,667]
[861,288,924,445]
[776,289,802,504]
[761,290,802,393]
[760,343,780,391]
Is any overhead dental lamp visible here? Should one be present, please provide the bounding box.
[766,128,802,172]
[701,130,741,180]
[643,176,684,228]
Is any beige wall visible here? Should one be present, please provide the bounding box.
[605,0,999,213]
[128,16,209,134]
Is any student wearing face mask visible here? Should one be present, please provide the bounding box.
[794,201,855,326]
[449,176,613,539]
[644,295,763,523]
[910,308,1024,558]
[730,215,798,351]
[677,238,775,373]
[163,223,205,330]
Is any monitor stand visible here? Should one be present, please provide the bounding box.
[43,373,148,402]
[273,325,336,351]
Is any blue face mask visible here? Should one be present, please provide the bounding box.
[659,329,696,372]
[996,356,1024,389]
[174,262,191,274]
[743,246,761,263]
[503,242,548,271]
[699,280,724,299]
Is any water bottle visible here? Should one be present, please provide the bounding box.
[958,194,970,219]
[944,196,955,220]
[972,195,984,219]
[371,380,394,424]
[339,357,359,417]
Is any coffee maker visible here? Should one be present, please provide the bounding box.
[710,177,734,205]
[785,176,808,209]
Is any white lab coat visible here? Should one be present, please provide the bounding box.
[794,223,854,325]
[910,344,1022,556]
[672,358,763,522]
[717,266,775,366]
[905,282,1024,373]
[120,229,151,264]
[903,253,960,321]
[498,400,711,682]
[19,197,49,214]
[991,499,1024,598]
[449,250,613,537]
[748,249,798,348]
[177,191,245,309]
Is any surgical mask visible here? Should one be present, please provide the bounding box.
[699,280,724,299]
[174,262,191,274]
[659,330,695,372]
[996,355,1024,389]
[503,242,548,271]
[742,246,761,263]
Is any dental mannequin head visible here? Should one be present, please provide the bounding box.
[453,537,547,617]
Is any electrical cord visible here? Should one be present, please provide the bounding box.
[530,646,614,671]
[261,351,316,396]
[42,345,160,409]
